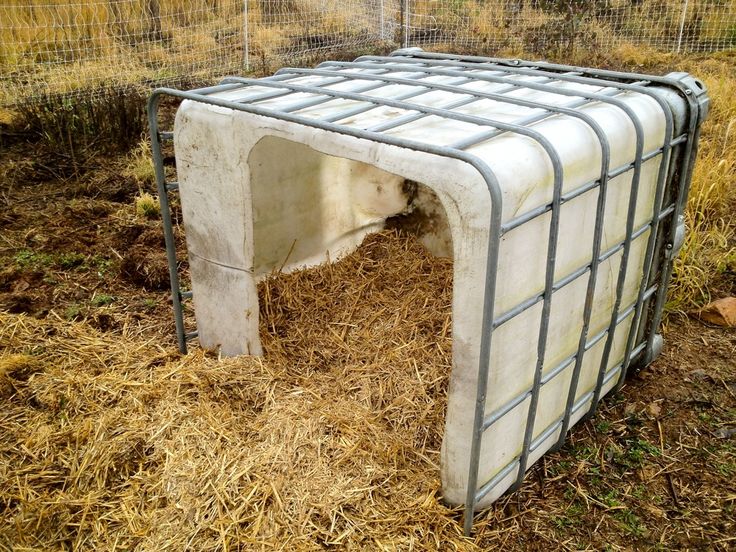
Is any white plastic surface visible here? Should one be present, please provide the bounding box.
[173,65,676,508]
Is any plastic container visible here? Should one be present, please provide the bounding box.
[149,48,709,533]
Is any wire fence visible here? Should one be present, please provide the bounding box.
[1,0,735,105]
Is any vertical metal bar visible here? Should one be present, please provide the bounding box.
[552,123,612,450]
[641,122,702,372]
[462,172,503,537]
[614,109,678,394]
[147,92,187,354]
[512,138,564,490]
[676,0,690,53]
[586,113,646,418]
[402,0,409,48]
[243,0,249,71]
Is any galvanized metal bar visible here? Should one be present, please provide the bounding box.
[620,88,703,391]
[147,95,188,354]
[502,136,687,232]
[491,203,674,331]
[476,327,651,503]
[481,282,659,433]
[320,77,474,124]
[196,73,571,534]
[147,85,506,539]
[552,111,612,448]
[510,140,566,492]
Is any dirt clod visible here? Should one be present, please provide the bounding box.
[120,246,170,290]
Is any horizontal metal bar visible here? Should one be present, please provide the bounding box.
[180,291,193,300]
[474,460,519,503]
[159,131,173,141]
[184,331,198,341]
[482,284,657,432]
[482,390,531,428]
[500,137,686,232]
[475,336,644,503]
[530,418,563,452]
[492,205,674,329]
[316,60,629,148]
[165,182,179,192]
[586,285,658,349]
[215,77,570,163]
[367,94,479,132]
[277,79,399,114]
[396,52,697,98]
[325,76,475,125]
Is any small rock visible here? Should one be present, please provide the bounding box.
[692,297,736,327]
[688,368,709,381]
[715,427,736,439]
[647,402,662,418]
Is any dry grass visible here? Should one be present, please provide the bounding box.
[126,140,156,187]
[2,230,734,551]
[1,19,735,549]
[0,230,468,550]
[669,53,736,311]
[589,47,736,312]
[2,0,734,104]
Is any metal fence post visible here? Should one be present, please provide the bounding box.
[244,0,250,71]
[401,0,409,48]
[676,0,690,53]
[379,0,385,40]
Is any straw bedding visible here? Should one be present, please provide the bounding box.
[0,230,472,550]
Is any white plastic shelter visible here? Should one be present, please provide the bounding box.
[148,49,709,533]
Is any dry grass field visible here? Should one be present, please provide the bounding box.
[0,4,735,550]
[2,0,736,104]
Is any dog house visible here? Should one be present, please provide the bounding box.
[148,49,709,534]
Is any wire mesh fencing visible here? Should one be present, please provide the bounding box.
[403,0,736,55]
[1,0,735,106]
[1,0,248,105]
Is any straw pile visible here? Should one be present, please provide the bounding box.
[0,230,472,550]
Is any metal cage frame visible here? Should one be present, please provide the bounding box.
[148,49,709,535]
